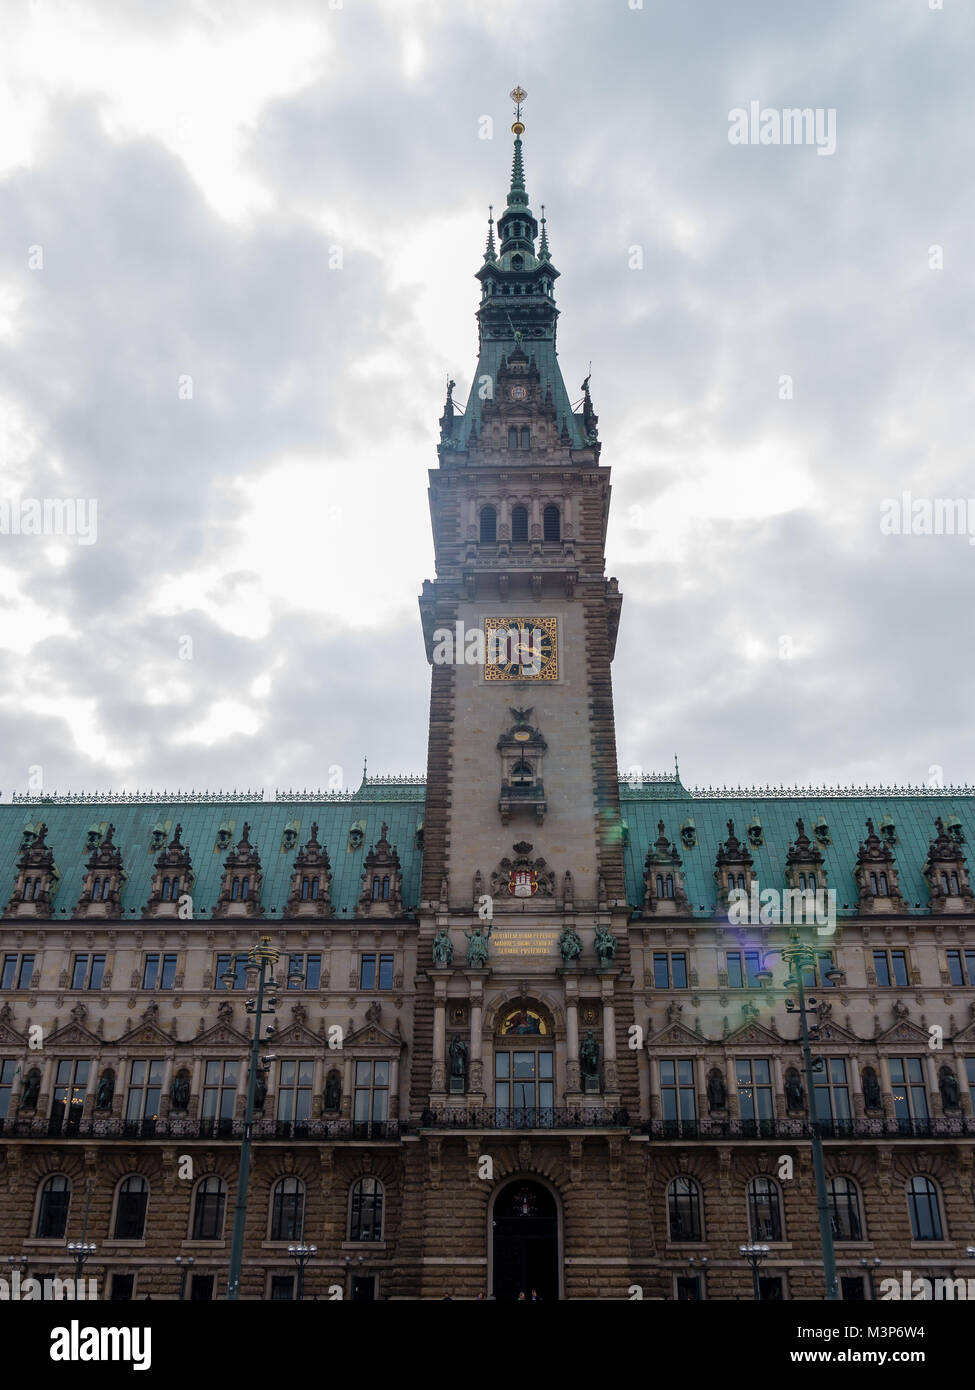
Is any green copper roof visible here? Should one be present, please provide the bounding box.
[620,785,975,918]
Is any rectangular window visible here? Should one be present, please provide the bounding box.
[360,954,376,990]
[202,1059,239,1130]
[727,951,760,989]
[360,954,394,990]
[125,1059,164,1126]
[51,1059,90,1133]
[0,1059,17,1122]
[143,953,179,990]
[1,956,17,990]
[287,954,322,990]
[353,1060,389,1130]
[215,954,248,990]
[190,1274,215,1301]
[653,953,669,990]
[660,1058,696,1129]
[841,1275,866,1300]
[813,1058,852,1127]
[159,953,178,989]
[802,953,837,988]
[875,951,909,987]
[110,1273,135,1301]
[16,955,35,990]
[655,952,688,988]
[276,1060,314,1128]
[270,1274,295,1301]
[947,950,975,986]
[736,1058,773,1130]
[889,1056,929,1125]
[675,1275,703,1301]
[71,953,106,990]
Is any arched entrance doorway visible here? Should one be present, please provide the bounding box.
[491,1179,560,1301]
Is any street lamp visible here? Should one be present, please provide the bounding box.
[859,1256,881,1300]
[175,1255,195,1301]
[739,1243,770,1300]
[687,1254,709,1300]
[67,1241,97,1282]
[225,935,280,1300]
[288,1244,317,1300]
[754,932,840,1301]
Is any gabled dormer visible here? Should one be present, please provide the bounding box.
[498,706,547,825]
[785,817,826,895]
[924,816,975,913]
[212,822,263,918]
[854,818,906,914]
[356,822,403,917]
[143,824,194,918]
[715,819,755,910]
[3,822,58,919]
[284,822,334,918]
[72,823,125,919]
[642,821,690,916]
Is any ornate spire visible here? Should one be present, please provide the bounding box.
[538,203,550,261]
[484,205,497,262]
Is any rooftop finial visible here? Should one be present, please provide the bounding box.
[538,203,550,260]
[484,204,497,262]
[510,85,527,133]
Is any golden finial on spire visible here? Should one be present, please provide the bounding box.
[510,85,527,134]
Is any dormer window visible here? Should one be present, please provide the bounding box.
[285,823,333,918]
[356,824,403,916]
[511,254,524,270]
[656,873,675,899]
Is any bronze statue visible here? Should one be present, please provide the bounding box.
[862,1066,882,1110]
[171,1071,190,1110]
[324,1071,341,1111]
[784,1070,805,1110]
[463,923,492,968]
[448,1035,469,1080]
[579,1031,599,1078]
[939,1065,960,1110]
[707,1069,726,1112]
[432,927,454,966]
[593,923,616,967]
[254,1069,267,1110]
[558,926,582,963]
[21,1069,41,1110]
[96,1071,114,1110]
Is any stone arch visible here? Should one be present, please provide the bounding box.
[484,992,564,1040]
[487,1171,565,1301]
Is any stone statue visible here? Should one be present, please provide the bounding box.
[171,1071,190,1110]
[892,999,909,1021]
[21,1069,41,1110]
[96,1071,115,1110]
[666,1000,683,1025]
[558,926,583,963]
[324,1071,341,1111]
[365,1000,382,1025]
[448,1035,469,1080]
[862,1066,882,1110]
[939,1065,960,1110]
[579,1031,599,1078]
[593,923,616,968]
[707,1069,726,1112]
[741,1002,760,1022]
[217,1000,233,1024]
[463,923,492,968]
[784,1070,805,1110]
[432,927,454,966]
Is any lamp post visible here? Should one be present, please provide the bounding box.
[739,1243,769,1300]
[175,1254,195,1301]
[755,933,840,1301]
[67,1241,96,1282]
[225,935,280,1301]
[859,1256,881,1300]
[288,1244,317,1301]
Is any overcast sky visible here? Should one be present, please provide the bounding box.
[0,0,972,801]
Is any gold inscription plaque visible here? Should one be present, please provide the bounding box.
[493,928,561,957]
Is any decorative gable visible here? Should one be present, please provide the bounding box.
[3,821,58,919]
[854,819,906,914]
[497,706,547,825]
[923,817,975,913]
[212,822,263,918]
[143,823,194,918]
[72,823,125,920]
[355,823,403,917]
[714,819,755,910]
[284,822,334,918]
[642,820,690,916]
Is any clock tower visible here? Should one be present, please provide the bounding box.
[412,89,636,1143]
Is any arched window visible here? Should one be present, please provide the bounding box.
[737,874,746,891]
[271,1176,305,1241]
[372,876,381,900]
[870,872,878,895]
[161,878,172,901]
[511,760,534,786]
[951,871,960,894]
[480,505,498,541]
[382,875,390,900]
[511,505,529,542]
[301,877,309,901]
[511,254,524,270]
[36,1174,71,1238]
[941,871,950,893]
[91,878,102,901]
[192,1176,227,1241]
[349,1176,384,1241]
[241,876,249,901]
[878,872,889,895]
[310,877,319,900]
[231,877,240,901]
[667,1176,703,1241]
[907,1176,943,1240]
[508,427,519,449]
[747,1176,783,1242]
[727,875,735,892]
[656,873,664,897]
[520,427,530,449]
[827,1176,863,1241]
[114,1175,149,1239]
[665,874,674,898]
[542,505,560,542]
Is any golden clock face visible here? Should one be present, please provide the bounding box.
[484,616,558,680]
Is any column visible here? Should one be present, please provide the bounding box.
[341,1053,354,1119]
[924,1052,942,1117]
[565,997,580,1093]
[771,1055,786,1119]
[159,1056,174,1120]
[468,984,485,1101]
[601,985,618,1096]
[878,1055,895,1119]
[389,1056,400,1121]
[849,1055,865,1119]
[311,1055,324,1120]
[725,1056,739,1120]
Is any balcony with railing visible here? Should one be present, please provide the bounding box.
[645,1116,975,1141]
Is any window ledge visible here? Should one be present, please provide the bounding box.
[103,1239,147,1248]
[23,1238,68,1247]
[910,1240,954,1249]
[181,1240,227,1249]
[341,1240,386,1251]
